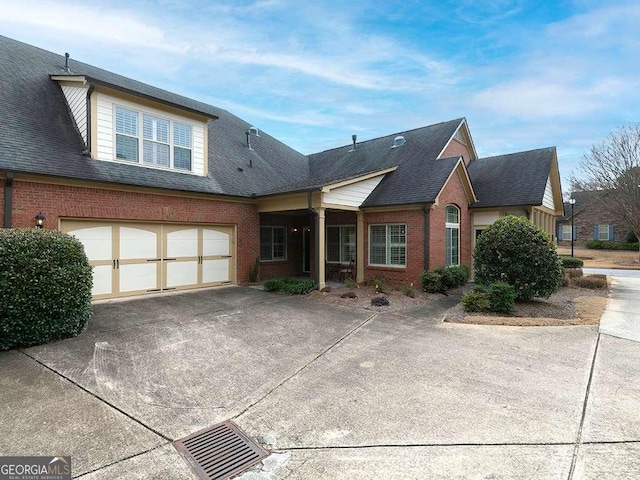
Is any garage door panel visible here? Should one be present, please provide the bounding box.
[166,228,199,258]
[119,263,158,292]
[67,226,113,261]
[203,228,230,256]
[92,265,113,296]
[203,259,230,284]
[120,226,159,260]
[166,261,199,288]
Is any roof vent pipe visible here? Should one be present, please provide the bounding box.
[245,126,260,151]
[349,134,357,152]
[391,135,406,148]
[64,53,71,73]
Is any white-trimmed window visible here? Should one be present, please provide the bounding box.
[561,225,573,241]
[598,224,610,241]
[260,226,286,261]
[445,205,460,266]
[327,225,356,263]
[369,224,406,267]
[115,106,192,171]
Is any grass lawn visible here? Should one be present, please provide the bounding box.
[557,246,640,268]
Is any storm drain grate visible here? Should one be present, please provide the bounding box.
[174,420,269,480]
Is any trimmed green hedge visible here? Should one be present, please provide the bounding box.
[585,240,640,251]
[263,277,317,295]
[0,229,93,351]
[560,256,584,269]
[462,282,516,314]
[474,216,563,300]
[421,265,469,293]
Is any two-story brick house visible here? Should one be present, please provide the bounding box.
[0,36,564,299]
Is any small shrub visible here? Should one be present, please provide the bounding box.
[398,284,416,298]
[586,240,605,249]
[474,215,563,300]
[434,266,469,290]
[0,228,93,351]
[461,291,491,312]
[560,256,584,269]
[586,240,640,251]
[572,275,608,289]
[369,277,388,294]
[486,282,516,314]
[566,268,583,279]
[249,257,260,283]
[263,277,317,294]
[421,270,443,293]
[343,277,357,289]
[371,296,390,307]
[627,231,639,244]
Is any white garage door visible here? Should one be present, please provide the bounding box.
[61,221,235,299]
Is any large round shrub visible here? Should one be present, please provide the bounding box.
[474,216,563,300]
[0,228,93,350]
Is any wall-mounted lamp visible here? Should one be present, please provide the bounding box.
[34,212,46,229]
[291,227,299,233]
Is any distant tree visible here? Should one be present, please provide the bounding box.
[571,125,640,260]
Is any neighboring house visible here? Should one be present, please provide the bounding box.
[0,36,564,299]
[557,190,632,245]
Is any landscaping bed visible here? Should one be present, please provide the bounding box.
[444,286,608,326]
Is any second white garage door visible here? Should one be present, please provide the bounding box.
[61,220,235,299]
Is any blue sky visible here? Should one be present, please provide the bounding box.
[1,0,638,187]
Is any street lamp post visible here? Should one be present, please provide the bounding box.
[569,197,576,257]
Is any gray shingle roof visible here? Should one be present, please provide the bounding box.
[467,147,556,208]
[558,190,605,220]
[0,35,308,197]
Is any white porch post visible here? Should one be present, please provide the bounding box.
[356,210,365,283]
[317,207,326,290]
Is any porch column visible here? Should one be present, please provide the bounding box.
[317,207,326,290]
[356,211,365,283]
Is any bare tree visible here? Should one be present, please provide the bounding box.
[570,125,640,260]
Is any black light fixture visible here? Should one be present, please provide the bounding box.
[569,197,576,257]
[34,211,46,229]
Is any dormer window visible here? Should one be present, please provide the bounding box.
[114,105,192,171]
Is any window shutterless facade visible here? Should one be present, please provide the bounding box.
[445,205,460,266]
[260,226,287,261]
[368,224,406,267]
[327,225,356,263]
[115,106,193,171]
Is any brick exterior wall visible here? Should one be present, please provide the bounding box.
[7,180,259,283]
[440,139,472,165]
[557,201,631,245]
[363,209,424,286]
[428,169,472,270]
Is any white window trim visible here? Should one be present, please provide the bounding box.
[368,223,407,268]
[260,226,287,262]
[326,225,356,264]
[562,225,572,241]
[445,205,460,267]
[113,102,194,173]
[598,224,610,241]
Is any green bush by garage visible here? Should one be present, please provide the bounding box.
[0,228,93,351]
[421,265,469,293]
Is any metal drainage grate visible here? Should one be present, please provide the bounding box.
[174,420,269,480]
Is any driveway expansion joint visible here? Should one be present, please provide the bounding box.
[234,313,378,420]
[72,442,172,478]
[568,333,601,480]
[20,350,173,442]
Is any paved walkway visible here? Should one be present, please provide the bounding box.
[584,268,640,343]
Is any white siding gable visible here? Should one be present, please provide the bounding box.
[543,176,555,210]
[324,175,386,207]
[95,92,207,176]
[61,85,89,146]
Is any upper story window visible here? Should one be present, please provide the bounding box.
[115,106,192,171]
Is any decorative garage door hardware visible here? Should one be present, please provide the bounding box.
[174,420,269,480]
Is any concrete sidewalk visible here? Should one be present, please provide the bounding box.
[589,269,640,343]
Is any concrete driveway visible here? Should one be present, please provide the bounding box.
[1,286,639,479]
